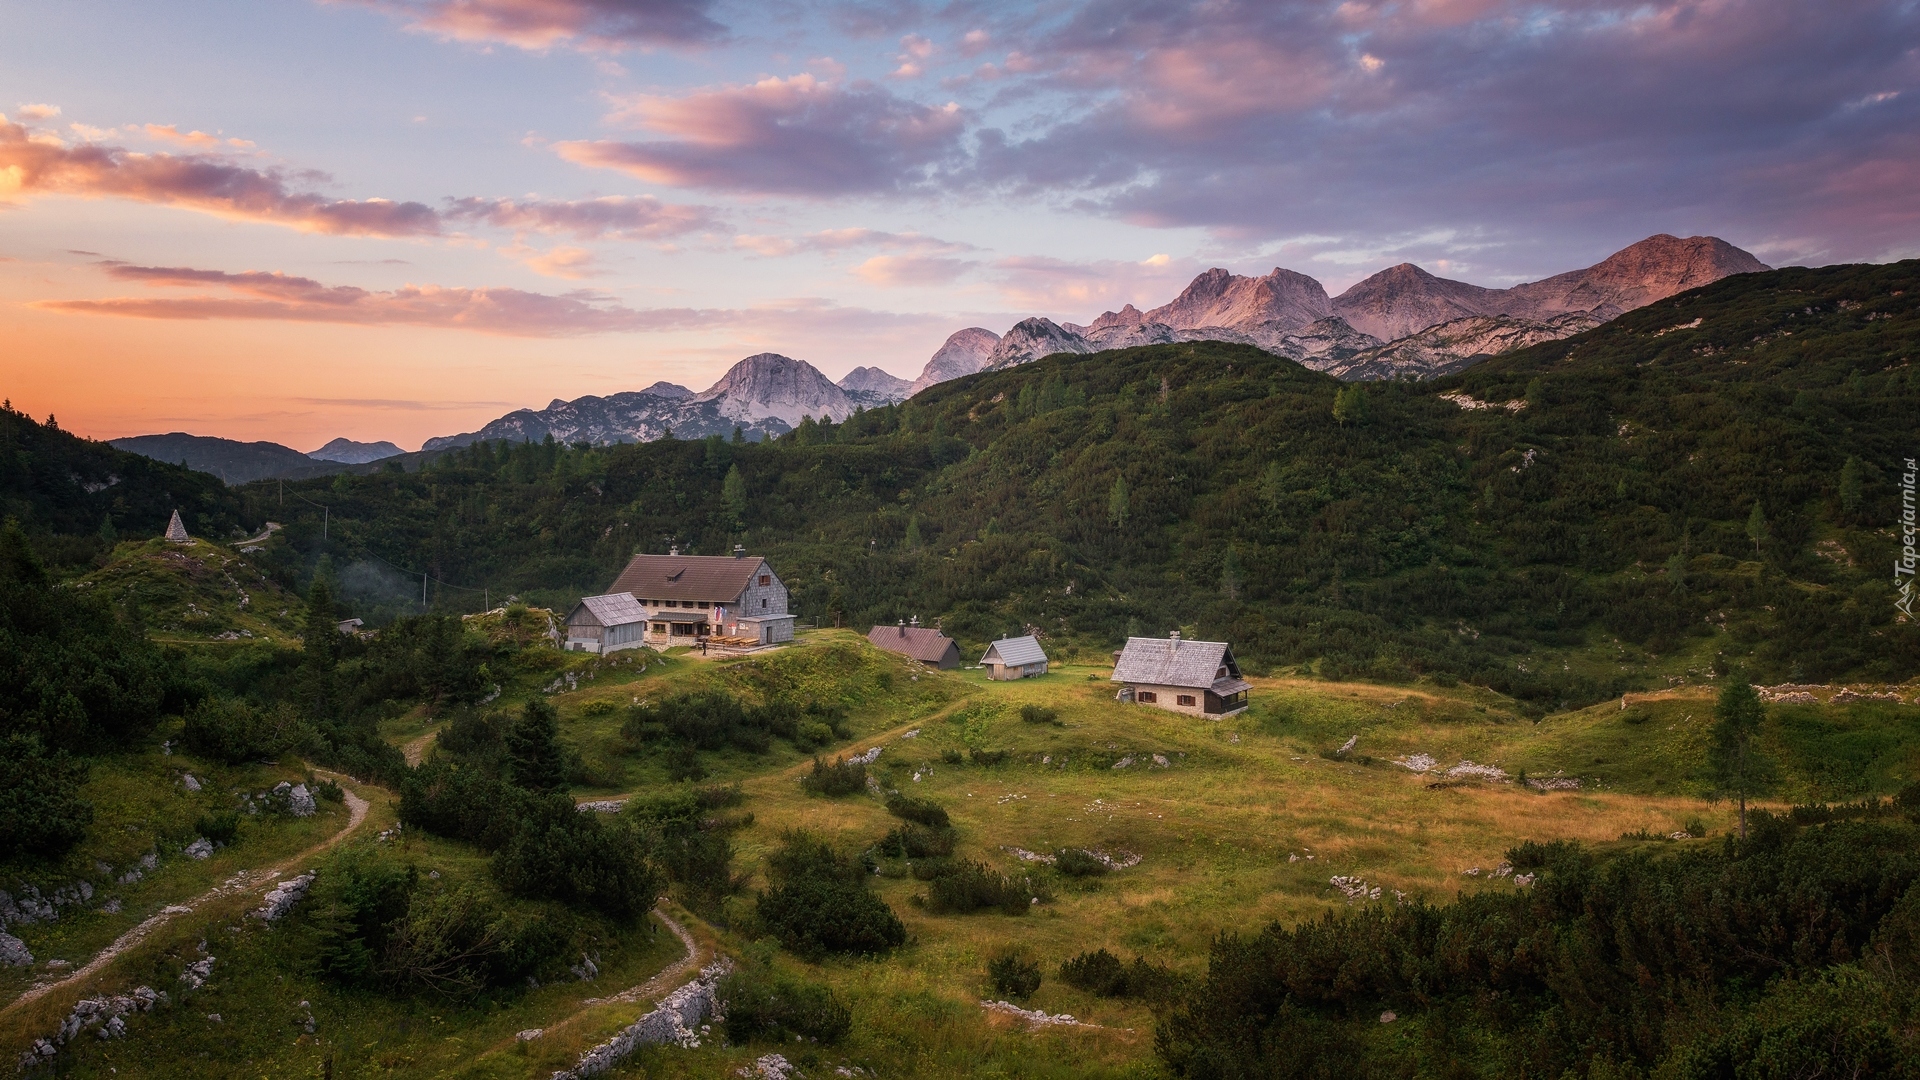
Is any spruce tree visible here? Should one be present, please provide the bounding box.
[1708,678,1773,838]
[1745,502,1769,556]
[722,464,748,528]
[1108,476,1131,529]
[507,699,568,794]
[1838,456,1864,520]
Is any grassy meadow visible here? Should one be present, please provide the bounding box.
[10,629,1917,1079]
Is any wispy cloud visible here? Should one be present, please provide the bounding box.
[732,227,974,258]
[339,0,724,51]
[0,118,441,236]
[557,73,966,195]
[444,193,721,239]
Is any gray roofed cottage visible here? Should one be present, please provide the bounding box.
[1111,632,1249,716]
[980,635,1048,680]
[565,592,650,655]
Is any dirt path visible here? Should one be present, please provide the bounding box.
[1,776,370,1018]
[582,905,702,1008]
[403,728,439,766]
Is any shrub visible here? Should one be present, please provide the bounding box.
[195,809,241,846]
[580,699,617,718]
[969,748,1008,766]
[1054,848,1109,878]
[884,791,950,828]
[0,733,92,859]
[1058,949,1180,1001]
[181,696,306,764]
[506,699,568,794]
[794,721,835,750]
[924,860,1030,915]
[1019,704,1059,725]
[802,756,867,797]
[941,749,964,765]
[988,949,1042,999]
[315,778,345,803]
[437,709,508,763]
[756,832,905,958]
[491,798,660,920]
[719,965,852,1046]
[400,759,527,850]
[664,741,707,782]
[876,824,955,859]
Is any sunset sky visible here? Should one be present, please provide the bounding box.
[3,0,1916,450]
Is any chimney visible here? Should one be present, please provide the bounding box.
[898,619,906,637]
[910,615,920,628]
[733,544,745,558]
[1169,630,1180,650]
[669,544,680,556]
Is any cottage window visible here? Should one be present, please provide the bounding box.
[761,598,767,609]
[1177,694,1197,707]
[759,574,771,586]
[1137,691,1158,704]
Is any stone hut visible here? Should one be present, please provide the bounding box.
[1111,632,1250,716]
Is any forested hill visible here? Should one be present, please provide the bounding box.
[18,259,1911,712]
[0,404,251,566]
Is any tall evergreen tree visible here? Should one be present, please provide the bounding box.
[1108,476,1131,529]
[506,699,568,794]
[1746,502,1770,556]
[722,464,748,528]
[1838,456,1865,520]
[1708,678,1774,838]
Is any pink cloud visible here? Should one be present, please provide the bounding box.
[557,74,966,195]
[341,0,723,50]
[41,261,697,336]
[0,119,441,236]
[733,227,974,258]
[443,194,722,239]
[139,124,250,150]
[851,254,972,287]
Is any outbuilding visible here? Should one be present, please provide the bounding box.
[980,635,1048,680]
[564,592,649,654]
[867,620,961,669]
[1111,632,1250,716]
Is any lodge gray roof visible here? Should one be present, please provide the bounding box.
[570,592,647,627]
[982,635,1047,667]
[1111,636,1241,689]
[610,553,769,603]
[867,624,958,664]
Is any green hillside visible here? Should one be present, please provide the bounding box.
[230,260,1918,711]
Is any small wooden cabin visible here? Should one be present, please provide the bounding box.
[564,592,649,654]
[980,635,1048,680]
[1111,632,1249,716]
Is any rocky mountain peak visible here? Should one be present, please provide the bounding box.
[908,327,1001,396]
[1503,234,1771,316]
[638,381,694,399]
[1145,266,1331,334]
[1332,263,1506,341]
[838,366,913,405]
[985,317,1095,370]
[692,353,852,425]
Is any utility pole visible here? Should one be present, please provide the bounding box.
[422,572,428,610]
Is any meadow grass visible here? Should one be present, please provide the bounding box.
[12,631,1915,1078]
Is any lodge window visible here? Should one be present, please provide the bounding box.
[761,598,767,608]
[759,575,771,586]
[1137,691,1158,704]
[1177,694,1197,707]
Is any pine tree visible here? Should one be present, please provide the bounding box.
[506,699,568,794]
[904,514,923,550]
[302,580,338,672]
[1745,502,1769,556]
[1708,679,1773,838]
[1838,456,1864,520]
[1332,385,1369,425]
[1107,476,1131,529]
[722,464,748,528]
[1221,545,1243,601]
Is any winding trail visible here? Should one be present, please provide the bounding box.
[581,905,701,1008]
[1,776,370,1018]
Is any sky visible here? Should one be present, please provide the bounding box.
[2,0,1916,451]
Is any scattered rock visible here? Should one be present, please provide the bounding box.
[179,956,215,990]
[556,959,734,1077]
[0,932,32,967]
[181,773,202,792]
[848,745,883,766]
[1331,876,1382,902]
[254,873,315,922]
[517,1028,545,1042]
[980,999,1095,1029]
[576,800,626,813]
[1338,735,1359,755]
[1112,756,1135,770]
[183,837,215,860]
[1395,753,1437,772]
[287,783,316,817]
[737,1054,797,1079]
[1152,754,1170,768]
[1380,1010,1398,1023]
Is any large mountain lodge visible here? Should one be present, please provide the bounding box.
[565,546,794,652]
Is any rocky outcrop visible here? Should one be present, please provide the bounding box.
[1322,311,1605,380]
[1138,266,1333,334]
[1332,264,1509,342]
[691,353,853,426]
[306,438,404,464]
[907,327,1000,396]
[1499,234,1768,318]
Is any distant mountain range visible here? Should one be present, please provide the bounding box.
[123,234,1768,467]
[923,233,1768,384]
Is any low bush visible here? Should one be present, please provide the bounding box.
[181,696,307,765]
[436,708,508,764]
[315,778,345,803]
[0,733,92,859]
[194,809,241,846]
[580,699,617,718]
[1019,704,1060,725]
[400,759,528,850]
[719,965,852,1046]
[969,748,1009,766]
[876,824,955,859]
[988,949,1042,999]
[924,860,1031,915]
[884,791,950,828]
[802,756,867,797]
[1054,849,1109,878]
[1059,949,1181,1001]
[941,749,964,765]
[491,799,660,920]
[756,832,905,959]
